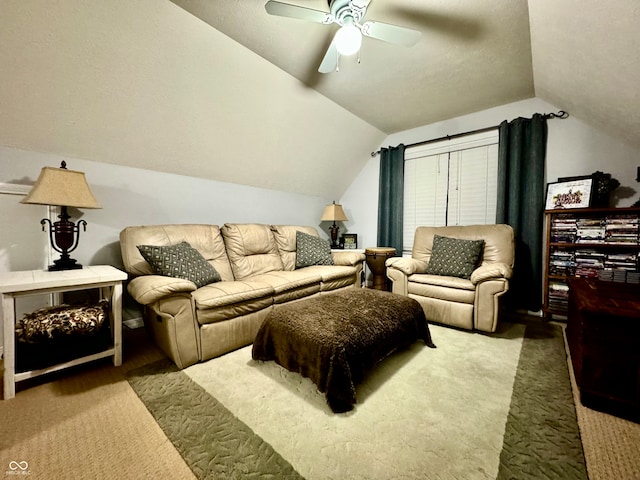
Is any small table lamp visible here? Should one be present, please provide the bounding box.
[321,201,348,248]
[21,161,101,271]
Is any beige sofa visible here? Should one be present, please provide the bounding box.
[386,224,514,333]
[120,223,365,368]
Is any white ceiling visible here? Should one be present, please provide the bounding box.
[171,0,640,149]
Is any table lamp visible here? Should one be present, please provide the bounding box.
[21,161,101,271]
[320,201,348,248]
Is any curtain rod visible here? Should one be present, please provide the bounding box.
[370,110,568,157]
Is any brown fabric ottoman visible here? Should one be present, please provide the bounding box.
[252,288,436,412]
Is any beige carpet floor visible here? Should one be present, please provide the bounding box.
[1,321,639,479]
[0,328,196,480]
[126,319,587,479]
[181,322,527,479]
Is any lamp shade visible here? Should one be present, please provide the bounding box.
[21,166,101,209]
[321,202,348,222]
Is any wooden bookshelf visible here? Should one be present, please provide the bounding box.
[543,207,640,319]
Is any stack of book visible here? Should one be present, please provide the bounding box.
[574,249,605,277]
[576,218,605,243]
[550,214,577,243]
[604,252,638,270]
[613,269,628,282]
[598,269,614,281]
[604,215,640,244]
[596,252,640,284]
[628,270,640,284]
[548,250,576,276]
[548,281,569,311]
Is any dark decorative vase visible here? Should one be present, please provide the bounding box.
[590,171,620,208]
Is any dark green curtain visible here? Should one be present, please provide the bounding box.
[377,144,405,254]
[497,114,548,311]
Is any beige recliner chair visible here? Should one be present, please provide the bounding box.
[386,224,515,333]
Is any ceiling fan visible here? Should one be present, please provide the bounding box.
[264,0,422,73]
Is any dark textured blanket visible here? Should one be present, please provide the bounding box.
[252,288,436,412]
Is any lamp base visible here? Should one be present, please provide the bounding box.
[328,223,340,249]
[48,254,83,271]
[41,206,87,271]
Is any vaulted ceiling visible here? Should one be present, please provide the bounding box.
[171,0,640,149]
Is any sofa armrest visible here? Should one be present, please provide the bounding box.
[332,251,366,266]
[470,263,513,285]
[128,275,197,305]
[386,258,427,296]
[385,257,428,276]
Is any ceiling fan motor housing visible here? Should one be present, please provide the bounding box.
[329,0,367,26]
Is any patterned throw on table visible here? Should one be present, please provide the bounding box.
[15,300,109,343]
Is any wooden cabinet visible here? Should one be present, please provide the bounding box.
[567,277,640,421]
[543,207,640,319]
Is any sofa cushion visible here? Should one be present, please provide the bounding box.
[192,280,274,310]
[192,280,275,324]
[409,273,476,291]
[221,223,284,280]
[412,224,514,268]
[295,230,333,268]
[303,265,359,291]
[250,270,322,303]
[425,235,484,279]
[120,224,234,281]
[408,281,476,304]
[137,241,221,288]
[271,225,320,271]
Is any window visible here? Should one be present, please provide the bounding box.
[403,130,499,253]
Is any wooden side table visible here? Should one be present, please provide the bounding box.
[1,265,127,400]
[365,247,396,291]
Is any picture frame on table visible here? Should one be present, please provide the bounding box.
[545,178,593,210]
[341,233,358,249]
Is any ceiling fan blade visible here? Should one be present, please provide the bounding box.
[318,39,339,73]
[265,1,333,24]
[361,20,421,47]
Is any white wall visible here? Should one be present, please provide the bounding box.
[341,97,640,250]
[0,146,343,272]
[0,0,384,200]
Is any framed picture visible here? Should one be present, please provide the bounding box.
[341,233,358,249]
[545,179,593,210]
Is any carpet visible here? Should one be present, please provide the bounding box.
[127,320,587,480]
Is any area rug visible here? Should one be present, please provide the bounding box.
[127,320,587,480]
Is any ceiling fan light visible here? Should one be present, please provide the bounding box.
[335,24,362,56]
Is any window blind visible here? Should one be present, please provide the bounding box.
[403,130,499,253]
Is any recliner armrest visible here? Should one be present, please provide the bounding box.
[385,257,428,276]
[470,263,513,285]
[128,275,197,305]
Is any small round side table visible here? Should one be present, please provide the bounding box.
[365,247,396,291]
